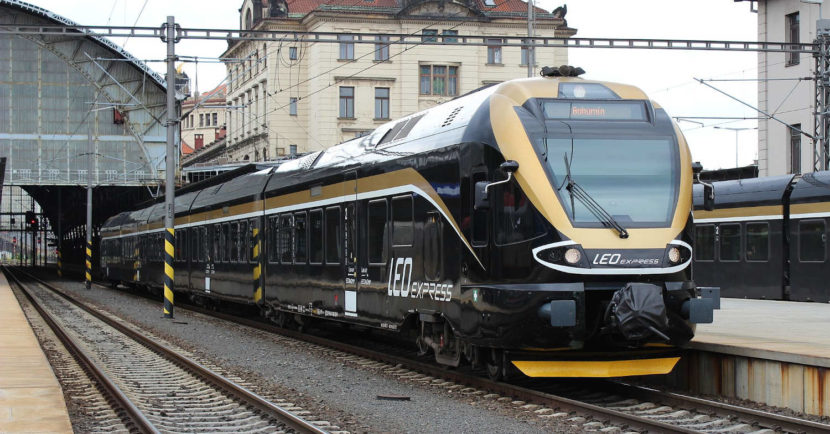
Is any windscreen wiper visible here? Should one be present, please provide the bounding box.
[562,154,629,239]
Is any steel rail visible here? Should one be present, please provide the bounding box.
[77,274,830,433]
[607,381,830,434]
[14,268,328,434]
[2,267,158,434]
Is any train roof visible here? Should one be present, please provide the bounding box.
[693,174,795,209]
[791,171,830,204]
[190,167,274,213]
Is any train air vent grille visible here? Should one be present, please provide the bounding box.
[297,151,322,170]
[442,106,463,127]
[378,114,425,146]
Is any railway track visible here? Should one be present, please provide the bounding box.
[34,269,830,433]
[4,266,330,434]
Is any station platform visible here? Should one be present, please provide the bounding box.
[667,297,830,417]
[0,272,73,433]
[690,298,830,368]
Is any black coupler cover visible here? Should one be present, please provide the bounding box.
[611,283,669,341]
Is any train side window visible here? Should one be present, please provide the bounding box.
[268,216,278,263]
[494,179,545,245]
[694,225,715,261]
[799,219,826,262]
[745,222,769,262]
[200,227,207,262]
[392,195,413,247]
[294,212,307,264]
[279,215,292,263]
[471,171,488,246]
[222,223,230,262]
[212,225,223,262]
[368,199,388,265]
[325,206,342,264]
[240,220,249,262]
[247,219,256,263]
[424,211,443,281]
[719,223,741,261]
[309,209,324,264]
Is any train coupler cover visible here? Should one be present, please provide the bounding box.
[610,283,670,341]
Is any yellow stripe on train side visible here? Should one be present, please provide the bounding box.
[511,357,680,378]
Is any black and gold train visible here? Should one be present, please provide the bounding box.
[693,171,830,302]
[101,66,718,379]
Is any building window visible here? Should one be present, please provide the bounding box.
[442,30,458,43]
[289,46,298,60]
[419,65,458,96]
[521,39,536,66]
[194,134,204,149]
[487,38,503,64]
[422,29,438,42]
[786,12,800,66]
[189,114,194,128]
[199,113,204,127]
[790,124,801,174]
[338,35,354,60]
[375,36,390,61]
[339,86,354,118]
[212,113,218,126]
[375,87,390,119]
[289,97,298,115]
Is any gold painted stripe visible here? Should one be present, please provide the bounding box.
[790,202,830,215]
[511,357,680,378]
[695,204,782,220]
[489,78,690,249]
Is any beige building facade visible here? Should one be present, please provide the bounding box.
[744,0,824,175]
[221,0,574,162]
[180,84,228,156]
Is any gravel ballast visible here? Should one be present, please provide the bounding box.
[46,276,585,433]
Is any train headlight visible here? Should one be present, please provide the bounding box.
[564,248,582,264]
[668,247,681,264]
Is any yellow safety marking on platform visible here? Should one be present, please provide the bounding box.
[511,357,680,378]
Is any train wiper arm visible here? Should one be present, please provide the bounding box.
[562,155,629,239]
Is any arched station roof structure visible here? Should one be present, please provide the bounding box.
[1,0,174,240]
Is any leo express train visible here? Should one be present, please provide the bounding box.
[100,66,717,380]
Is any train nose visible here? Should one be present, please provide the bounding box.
[607,283,671,342]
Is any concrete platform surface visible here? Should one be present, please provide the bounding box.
[0,272,73,433]
[690,298,830,368]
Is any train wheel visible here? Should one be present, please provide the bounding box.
[485,348,503,381]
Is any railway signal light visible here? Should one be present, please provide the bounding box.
[25,211,38,231]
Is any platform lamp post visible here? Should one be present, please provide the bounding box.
[714,126,757,168]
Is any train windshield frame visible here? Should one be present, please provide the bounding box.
[521,99,681,229]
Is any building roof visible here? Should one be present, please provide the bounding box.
[183,83,228,107]
[267,0,559,19]
[182,140,195,156]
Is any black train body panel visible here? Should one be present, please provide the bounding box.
[102,74,713,378]
[693,171,830,302]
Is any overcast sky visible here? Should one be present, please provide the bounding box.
[26,0,762,170]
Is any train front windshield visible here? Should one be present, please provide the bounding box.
[521,97,681,228]
[543,137,678,227]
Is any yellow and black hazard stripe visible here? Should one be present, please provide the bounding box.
[57,249,62,278]
[85,241,92,288]
[163,227,174,318]
[252,225,263,303]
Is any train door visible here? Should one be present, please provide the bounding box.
[344,171,359,318]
